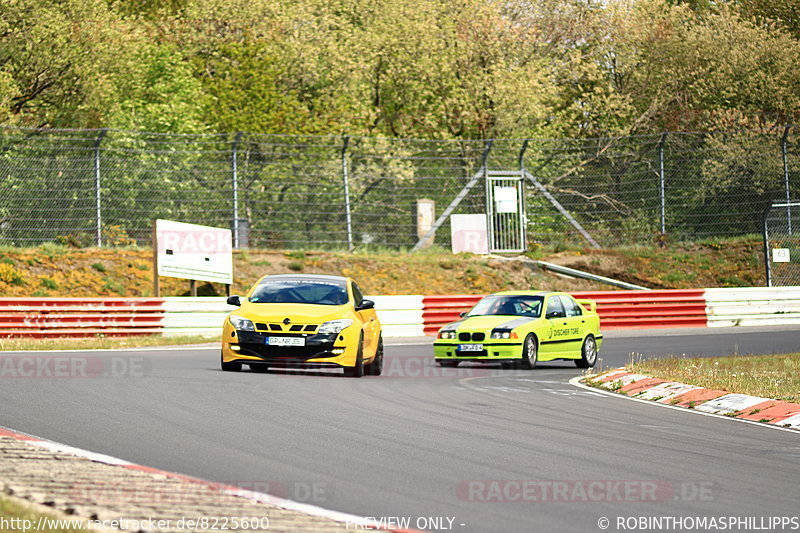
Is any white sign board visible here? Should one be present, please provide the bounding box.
[494,186,518,214]
[773,248,791,263]
[155,220,233,283]
[451,214,488,254]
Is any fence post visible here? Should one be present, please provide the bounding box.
[482,140,494,251]
[232,132,243,248]
[94,129,107,247]
[782,125,792,235]
[518,139,529,171]
[341,135,354,251]
[763,206,772,287]
[659,132,668,235]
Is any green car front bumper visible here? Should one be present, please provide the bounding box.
[433,341,523,362]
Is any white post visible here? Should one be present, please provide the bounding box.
[94,129,107,247]
[232,132,243,248]
[342,136,354,251]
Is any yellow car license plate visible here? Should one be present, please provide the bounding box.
[267,337,305,347]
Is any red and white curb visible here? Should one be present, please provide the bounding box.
[0,425,423,533]
[578,369,800,431]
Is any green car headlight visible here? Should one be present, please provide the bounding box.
[490,330,517,339]
[229,314,255,331]
[438,330,456,339]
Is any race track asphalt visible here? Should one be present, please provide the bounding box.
[1,327,798,532]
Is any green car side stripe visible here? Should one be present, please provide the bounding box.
[540,337,584,345]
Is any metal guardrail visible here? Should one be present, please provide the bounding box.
[534,261,650,290]
[486,254,650,290]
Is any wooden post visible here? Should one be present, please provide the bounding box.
[225,284,231,297]
[152,221,160,297]
[190,279,197,297]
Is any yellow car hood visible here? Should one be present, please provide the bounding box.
[236,302,351,323]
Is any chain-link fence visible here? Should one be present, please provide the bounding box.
[764,202,800,286]
[0,126,796,250]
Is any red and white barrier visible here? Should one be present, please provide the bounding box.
[705,287,800,327]
[0,298,165,338]
[2,287,799,338]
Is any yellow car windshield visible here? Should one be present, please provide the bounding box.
[250,280,348,305]
[468,295,543,317]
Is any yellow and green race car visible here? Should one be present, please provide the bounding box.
[433,291,602,369]
[221,274,383,377]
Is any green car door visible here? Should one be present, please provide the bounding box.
[559,294,588,356]
[541,295,569,357]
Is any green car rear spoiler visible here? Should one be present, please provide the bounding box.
[576,299,597,313]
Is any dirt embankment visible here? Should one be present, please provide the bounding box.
[542,239,764,289]
[0,239,763,297]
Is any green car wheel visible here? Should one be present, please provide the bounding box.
[518,334,538,369]
[575,335,598,368]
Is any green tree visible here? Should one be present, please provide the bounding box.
[608,0,800,131]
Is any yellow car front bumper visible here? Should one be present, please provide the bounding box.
[221,320,361,368]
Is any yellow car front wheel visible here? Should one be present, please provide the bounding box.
[364,336,384,376]
[343,334,365,378]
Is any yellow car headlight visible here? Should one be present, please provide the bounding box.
[438,330,456,339]
[229,314,255,331]
[318,319,353,334]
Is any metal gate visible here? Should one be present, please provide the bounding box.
[485,171,526,253]
[764,202,800,286]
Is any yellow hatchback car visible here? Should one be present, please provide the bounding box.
[221,274,383,377]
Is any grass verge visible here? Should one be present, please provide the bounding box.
[0,496,86,533]
[0,335,218,352]
[629,353,800,403]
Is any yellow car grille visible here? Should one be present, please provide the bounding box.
[255,323,318,333]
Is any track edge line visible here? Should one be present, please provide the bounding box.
[568,376,800,434]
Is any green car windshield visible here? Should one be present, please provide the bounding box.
[468,295,544,318]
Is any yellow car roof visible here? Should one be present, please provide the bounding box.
[256,274,349,284]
